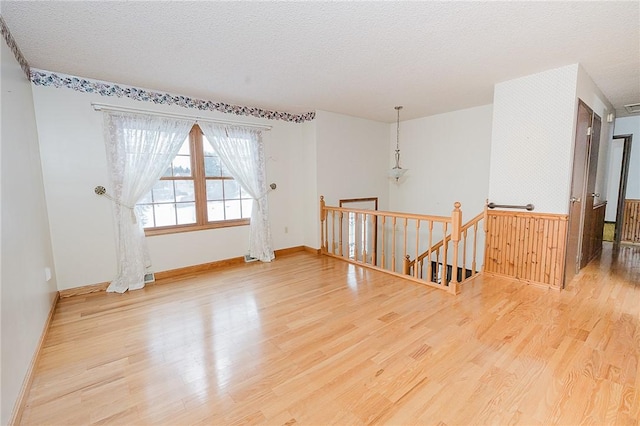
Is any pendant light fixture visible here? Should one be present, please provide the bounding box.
[389,105,408,182]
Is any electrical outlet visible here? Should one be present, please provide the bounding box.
[44,267,52,282]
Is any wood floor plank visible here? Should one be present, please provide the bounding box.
[19,243,640,425]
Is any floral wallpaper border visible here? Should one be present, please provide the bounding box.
[0,15,31,79]
[30,69,316,123]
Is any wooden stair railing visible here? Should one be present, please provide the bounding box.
[404,211,484,285]
[319,196,462,294]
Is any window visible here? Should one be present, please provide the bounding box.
[137,125,252,235]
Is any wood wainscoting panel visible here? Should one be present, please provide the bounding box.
[484,210,568,288]
[621,199,640,244]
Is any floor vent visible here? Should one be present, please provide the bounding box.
[244,254,259,263]
[144,272,155,283]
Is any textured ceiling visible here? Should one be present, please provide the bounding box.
[1,1,639,122]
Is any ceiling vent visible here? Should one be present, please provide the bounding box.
[624,103,640,114]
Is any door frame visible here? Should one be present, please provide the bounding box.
[612,134,633,245]
[565,100,593,286]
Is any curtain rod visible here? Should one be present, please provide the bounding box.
[91,103,272,131]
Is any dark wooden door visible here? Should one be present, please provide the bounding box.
[581,113,601,267]
[565,100,592,286]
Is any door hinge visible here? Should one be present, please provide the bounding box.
[587,126,592,136]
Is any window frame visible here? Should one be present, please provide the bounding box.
[142,125,250,236]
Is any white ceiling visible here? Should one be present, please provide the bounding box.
[2,1,639,122]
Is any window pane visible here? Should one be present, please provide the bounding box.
[172,155,191,176]
[175,180,195,202]
[204,156,221,177]
[177,137,190,155]
[220,162,232,178]
[176,202,196,225]
[137,204,155,228]
[240,186,251,199]
[152,181,175,203]
[224,180,241,199]
[138,190,152,204]
[225,200,242,220]
[202,135,215,156]
[207,200,225,222]
[154,203,177,227]
[206,180,223,200]
[161,166,172,177]
[241,199,253,219]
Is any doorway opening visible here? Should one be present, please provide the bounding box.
[607,134,633,244]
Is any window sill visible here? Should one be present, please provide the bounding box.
[144,219,250,236]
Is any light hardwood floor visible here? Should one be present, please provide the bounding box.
[21,243,640,425]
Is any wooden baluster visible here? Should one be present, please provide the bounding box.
[339,211,344,257]
[392,217,397,272]
[436,248,440,282]
[450,202,462,295]
[414,220,421,279]
[380,216,386,269]
[371,213,377,267]
[472,222,478,274]
[403,218,408,271]
[442,222,448,286]
[355,212,360,262]
[331,210,336,254]
[320,196,327,253]
[427,221,433,282]
[462,228,468,279]
[362,213,368,263]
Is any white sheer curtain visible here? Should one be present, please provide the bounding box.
[103,112,194,293]
[198,123,274,262]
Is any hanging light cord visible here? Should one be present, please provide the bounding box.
[395,106,403,167]
[396,106,401,152]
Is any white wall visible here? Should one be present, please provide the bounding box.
[488,64,579,214]
[31,85,309,290]
[606,115,640,221]
[386,104,493,271]
[1,42,57,424]
[576,64,615,207]
[300,120,319,249]
[388,104,493,217]
[613,116,640,198]
[315,110,390,209]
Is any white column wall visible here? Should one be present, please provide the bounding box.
[1,42,57,424]
[488,64,579,214]
[576,64,615,209]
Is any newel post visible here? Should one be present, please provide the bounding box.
[403,255,411,275]
[450,202,462,295]
[483,199,489,273]
[320,196,327,253]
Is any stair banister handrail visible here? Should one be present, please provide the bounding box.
[405,210,484,289]
[319,196,462,294]
[408,211,485,268]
